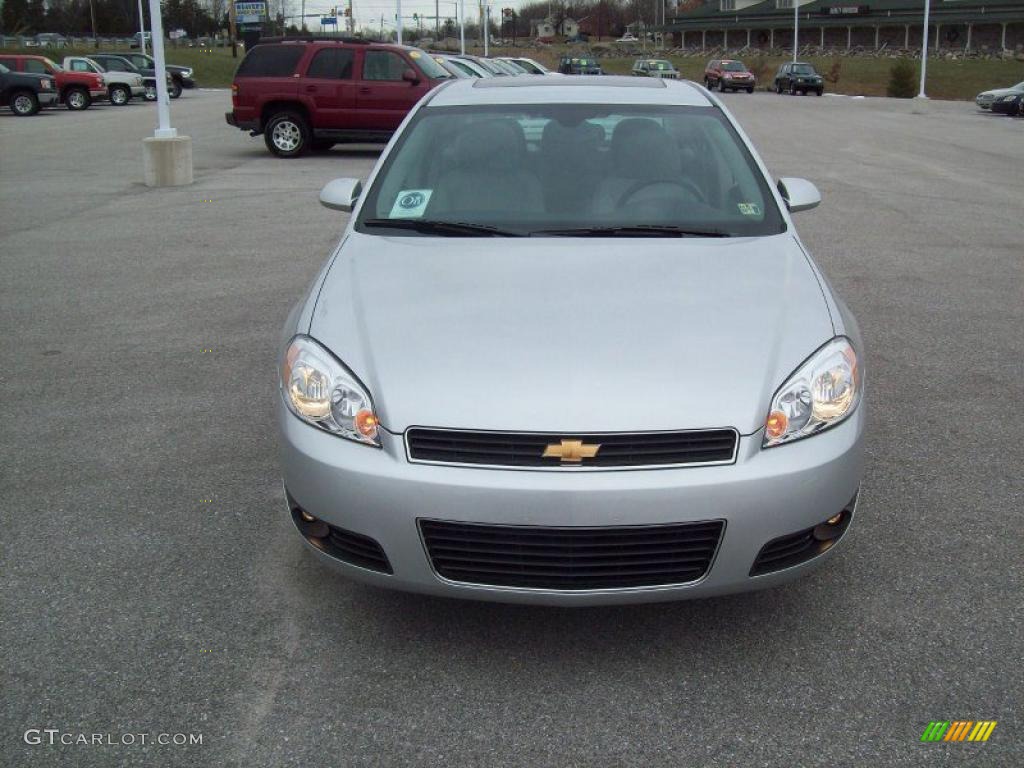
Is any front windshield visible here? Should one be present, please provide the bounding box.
[355,104,785,237]
[408,49,452,79]
[650,61,672,70]
[42,56,62,71]
[722,61,746,72]
[792,65,816,75]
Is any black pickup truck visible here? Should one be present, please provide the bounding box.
[0,62,58,115]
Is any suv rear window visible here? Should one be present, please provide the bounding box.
[236,45,305,77]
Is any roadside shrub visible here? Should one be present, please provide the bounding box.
[825,60,842,85]
[887,59,918,98]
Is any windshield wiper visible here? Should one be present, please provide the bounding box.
[363,218,525,237]
[531,225,732,238]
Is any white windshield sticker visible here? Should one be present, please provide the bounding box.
[390,189,432,219]
[738,202,762,217]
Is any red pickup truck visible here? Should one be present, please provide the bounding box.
[0,54,107,110]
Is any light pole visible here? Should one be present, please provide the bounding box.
[137,0,147,55]
[793,0,799,63]
[459,0,466,54]
[397,0,403,44]
[918,0,931,97]
[142,0,192,187]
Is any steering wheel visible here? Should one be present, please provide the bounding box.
[618,178,706,208]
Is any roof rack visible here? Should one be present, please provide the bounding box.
[258,35,371,45]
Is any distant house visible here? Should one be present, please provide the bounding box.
[532,16,580,38]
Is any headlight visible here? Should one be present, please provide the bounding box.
[280,336,380,446]
[40,79,52,89]
[763,337,861,448]
[183,68,193,77]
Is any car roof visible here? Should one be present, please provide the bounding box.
[428,76,713,108]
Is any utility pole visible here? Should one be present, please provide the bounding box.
[229,0,238,57]
[397,0,403,44]
[300,0,307,32]
[436,0,440,41]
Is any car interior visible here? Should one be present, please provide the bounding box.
[363,107,783,235]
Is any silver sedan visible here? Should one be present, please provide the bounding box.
[277,77,865,605]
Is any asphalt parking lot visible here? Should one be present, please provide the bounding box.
[2,90,1022,766]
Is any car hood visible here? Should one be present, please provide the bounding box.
[309,232,835,435]
[980,87,1021,97]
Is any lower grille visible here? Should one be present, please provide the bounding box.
[749,495,857,576]
[420,519,724,590]
[406,428,738,469]
[289,503,392,574]
[325,526,393,574]
[749,528,818,576]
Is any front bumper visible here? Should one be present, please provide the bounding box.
[38,91,59,106]
[130,85,146,96]
[279,400,865,605]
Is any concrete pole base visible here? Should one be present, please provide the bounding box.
[143,135,194,187]
[910,95,931,114]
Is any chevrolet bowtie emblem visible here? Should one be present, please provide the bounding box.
[543,439,601,463]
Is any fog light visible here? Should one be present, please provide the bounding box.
[300,509,316,522]
[813,511,846,541]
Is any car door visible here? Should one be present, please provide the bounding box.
[354,49,426,132]
[302,47,357,130]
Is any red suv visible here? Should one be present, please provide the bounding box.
[0,54,106,110]
[703,59,756,94]
[226,38,453,157]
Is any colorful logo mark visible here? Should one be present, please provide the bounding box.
[921,721,997,742]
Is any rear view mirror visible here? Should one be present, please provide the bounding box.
[319,178,363,213]
[402,68,420,84]
[777,177,821,213]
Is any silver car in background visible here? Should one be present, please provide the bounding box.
[278,77,865,605]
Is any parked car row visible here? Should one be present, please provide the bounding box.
[976,80,1024,116]
[0,52,195,114]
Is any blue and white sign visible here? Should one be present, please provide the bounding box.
[235,1,266,24]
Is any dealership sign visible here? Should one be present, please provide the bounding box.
[235,1,267,23]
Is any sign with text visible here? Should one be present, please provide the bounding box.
[235,1,266,24]
[819,5,871,15]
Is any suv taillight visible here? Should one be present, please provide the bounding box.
[231,83,238,96]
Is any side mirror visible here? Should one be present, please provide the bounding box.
[402,68,420,84]
[319,178,363,213]
[777,177,821,213]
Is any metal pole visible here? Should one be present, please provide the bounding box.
[459,0,466,54]
[229,1,238,57]
[300,0,306,32]
[147,0,175,138]
[918,0,930,96]
[436,0,440,40]
[483,3,489,56]
[89,0,99,48]
[397,0,403,44]
[793,0,799,62]
[137,0,147,55]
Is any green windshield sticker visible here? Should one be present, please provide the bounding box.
[390,189,432,219]
[738,203,762,217]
